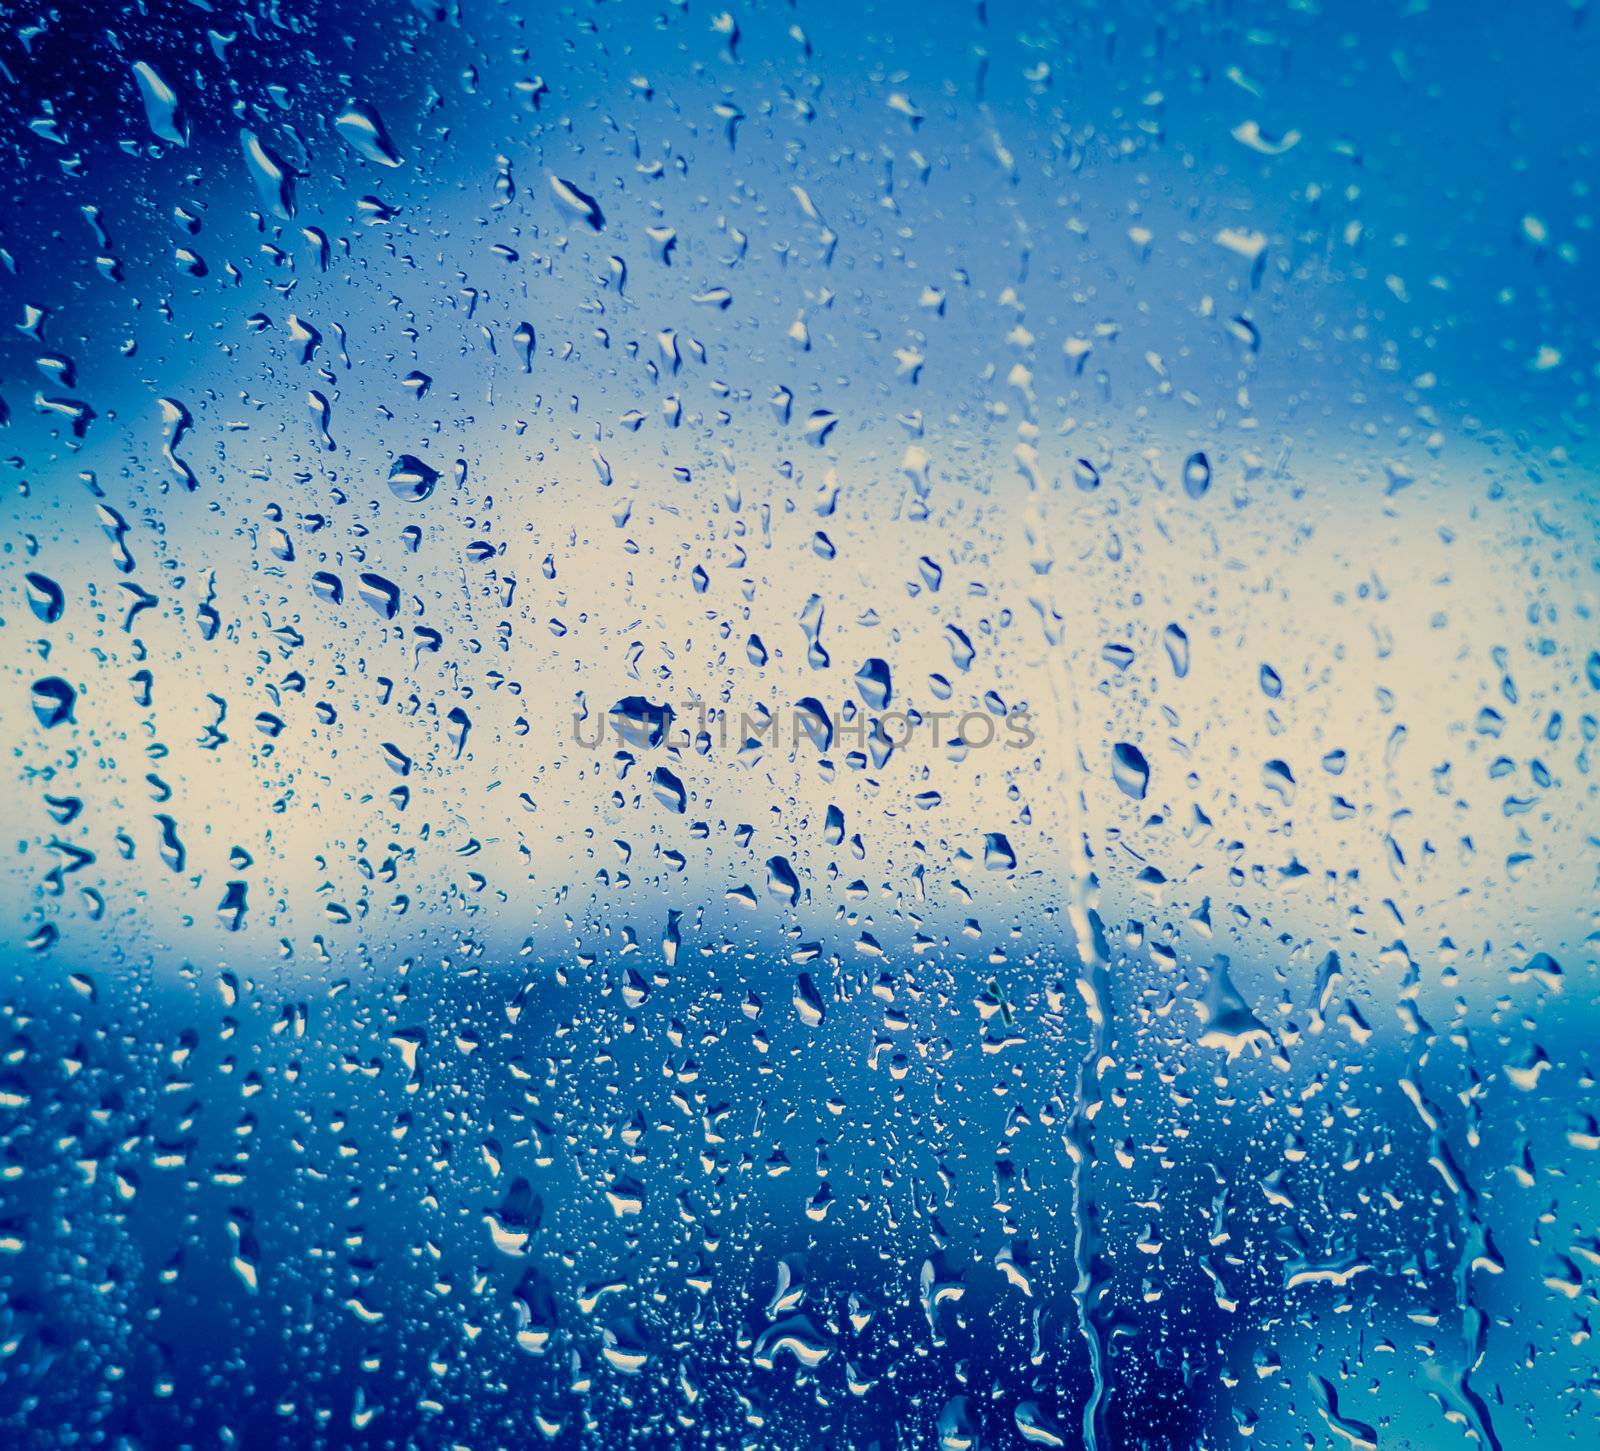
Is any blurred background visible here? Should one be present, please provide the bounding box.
[1,0,1597,1445]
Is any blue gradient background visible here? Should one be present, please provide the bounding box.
[1,0,1598,1446]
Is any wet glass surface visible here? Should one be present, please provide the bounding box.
[1,1,1598,1446]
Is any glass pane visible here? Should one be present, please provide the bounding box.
[2,2,1595,1447]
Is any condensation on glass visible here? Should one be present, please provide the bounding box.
[1,2,1597,1448]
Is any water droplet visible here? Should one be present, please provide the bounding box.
[387,454,439,501]
[334,99,404,167]
[1111,742,1149,799]
[31,677,76,729]
[1182,451,1212,498]
[549,174,604,230]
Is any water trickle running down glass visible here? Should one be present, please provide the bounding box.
[1,2,1597,1447]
